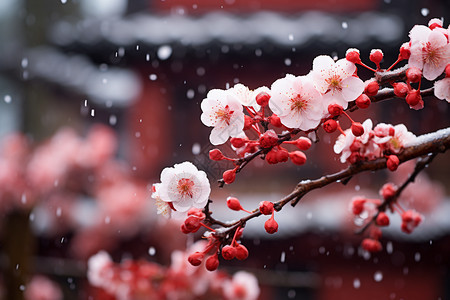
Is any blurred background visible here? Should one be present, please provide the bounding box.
[0,0,449,299]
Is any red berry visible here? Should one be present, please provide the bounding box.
[289,151,307,166]
[188,252,204,266]
[376,212,390,226]
[406,67,422,83]
[234,244,249,260]
[223,169,236,184]
[205,254,219,271]
[264,213,278,234]
[386,155,400,171]
[259,201,274,215]
[209,149,224,161]
[259,130,279,148]
[323,119,337,133]
[256,91,271,107]
[355,94,371,109]
[221,245,236,260]
[226,197,242,211]
[365,81,379,96]
[351,122,364,137]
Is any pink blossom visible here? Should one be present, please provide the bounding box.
[200,88,245,145]
[310,55,364,109]
[24,276,63,300]
[334,119,376,163]
[223,271,260,300]
[373,123,416,154]
[408,25,450,80]
[229,83,269,111]
[269,74,324,130]
[156,162,210,212]
[434,77,450,102]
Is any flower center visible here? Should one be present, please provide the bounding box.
[215,105,234,125]
[389,137,401,150]
[326,75,342,91]
[177,178,195,198]
[423,42,440,66]
[290,94,307,112]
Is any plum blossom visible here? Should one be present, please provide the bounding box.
[373,123,416,154]
[201,88,245,145]
[310,55,364,109]
[269,74,324,130]
[155,162,210,212]
[434,77,450,102]
[223,271,260,300]
[229,83,270,111]
[87,251,113,287]
[408,25,450,80]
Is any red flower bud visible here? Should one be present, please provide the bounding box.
[221,245,236,260]
[369,49,383,66]
[188,252,204,266]
[265,148,279,164]
[223,169,236,184]
[294,137,312,150]
[406,67,422,83]
[323,119,338,133]
[184,216,201,232]
[276,147,289,163]
[205,254,219,271]
[259,130,279,148]
[361,238,382,252]
[230,137,247,148]
[364,81,379,96]
[355,94,371,109]
[386,155,400,171]
[235,244,249,260]
[243,115,253,130]
[376,212,390,226]
[380,183,397,201]
[187,208,205,219]
[256,91,271,107]
[226,197,242,211]
[259,201,274,215]
[399,42,411,60]
[393,82,408,98]
[269,114,282,127]
[264,214,278,234]
[405,89,421,106]
[328,104,344,117]
[351,122,364,137]
[351,197,366,215]
[345,48,361,64]
[209,149,224,161]
[289,151,307,166]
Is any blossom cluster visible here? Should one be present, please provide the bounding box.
[87,247,260,300]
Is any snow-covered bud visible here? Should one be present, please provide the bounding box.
[188,252,204,266]
[351,197,366,215]
[223,169,236,184]
[364,81,379,96]
[376,212,390,226]
[259,129,278,148]
[386,155,400,171]
[355,94,371,109]
[294,137,312,151]
[269,114,282,127]
[380,183,397,201]
[405,89,422,106]
[328,104,344,117]
[361,238,382,252]
[205,254,219,271]
[393,82,408,98]
[264,214,278,234]
[235,244,249,260]
[259,201,274,215]
[345,48,361,64]
[323,119,338,133]
[230,137,247,148]
[428,18,443,30]
[226,197,242,211]
[256,91,271,107]
[222,245,236,260]
[276,147,289,163]
[399,42,411,60]
[209,149,225,161]
[243,115,253,130]
[369,49,383,67]
[406,67,422,83]
[289,151,307,166]
[351,122,364,137]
